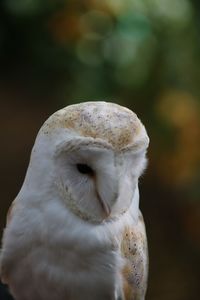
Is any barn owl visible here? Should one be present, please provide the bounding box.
[0,101,149,300]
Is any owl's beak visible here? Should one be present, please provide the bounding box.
[100,198,111,218]
[96,189,111,218]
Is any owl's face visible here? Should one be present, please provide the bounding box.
[54,139,147,223]
[25,102,149,224]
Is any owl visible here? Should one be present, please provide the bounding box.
[0,101,149,300]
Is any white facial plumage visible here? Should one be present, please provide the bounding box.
[0,101,149,300]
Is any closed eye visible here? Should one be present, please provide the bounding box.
[76,163,94,175]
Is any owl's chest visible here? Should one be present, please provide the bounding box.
[10,226,122,300]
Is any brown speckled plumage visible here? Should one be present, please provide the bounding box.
[41,102,147,151]
[121,212,148,300]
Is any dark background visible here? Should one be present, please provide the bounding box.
[1,0,200,299]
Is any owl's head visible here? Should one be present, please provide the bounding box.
[23,102,149,223]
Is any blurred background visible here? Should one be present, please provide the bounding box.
[0,0,200,299]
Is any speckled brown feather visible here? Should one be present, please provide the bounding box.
[41,102,148,151]
[121,212,148,300]
[6,200,16,225]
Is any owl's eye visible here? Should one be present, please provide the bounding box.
[76,163,94,175]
